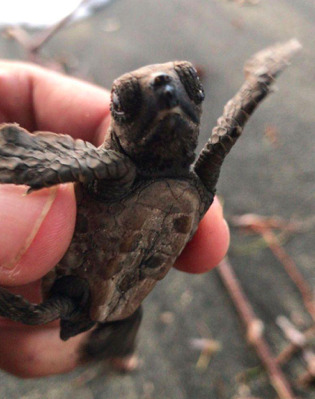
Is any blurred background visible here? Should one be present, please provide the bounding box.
[0,1,314,398]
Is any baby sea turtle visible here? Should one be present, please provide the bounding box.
[0,40,300,361]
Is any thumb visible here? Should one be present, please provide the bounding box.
[0,184,76,286]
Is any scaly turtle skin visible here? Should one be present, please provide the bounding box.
[0,40,300,360]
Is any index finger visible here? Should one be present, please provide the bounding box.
[0,61,111,144]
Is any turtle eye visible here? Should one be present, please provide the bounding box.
[110,89,127,123]
[174,62,205,105]
[112,91,124,115]
[110,76,142,123]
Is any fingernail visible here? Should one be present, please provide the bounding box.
[0,185,57,269]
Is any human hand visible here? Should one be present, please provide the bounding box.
[0,62,229,377]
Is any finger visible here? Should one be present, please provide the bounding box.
[0,62,110,285]
[0,322,88,377]
[0,61,111,143]
[0,184,76,286]
[174,197,230,274]
[0,279,87,378]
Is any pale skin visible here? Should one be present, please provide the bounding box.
[0,62,230,377]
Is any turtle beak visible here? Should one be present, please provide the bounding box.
[150,72,199,124]
[180,101,200,124]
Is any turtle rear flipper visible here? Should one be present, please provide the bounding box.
[0,276,94,339]
[0,124,136,192]
[194,39,301,193]
[82,306,143,361]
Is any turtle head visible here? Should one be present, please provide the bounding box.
[105,61,205,175]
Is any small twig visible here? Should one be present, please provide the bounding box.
[299,350,315,386]
[4,0,118,64]
[277,316,306,347]
[217,258,296,399]
[232,214,315,322]
[277,316,315,386]
[190,322,222,370]
[3,0,89,62]
[298,371,314,387]
[28,0,90,54]
[277,325,315,365]
[231,214,302,235]
[262,231,315,321]
[190,338,222,370]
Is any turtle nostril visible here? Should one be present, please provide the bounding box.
[163,85,175,98]
[161,85,178,108]
[164,85,175,99]
[151,73,178,109]
[152,73,172,88]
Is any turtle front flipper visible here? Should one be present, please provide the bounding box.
[0,124,136,193]
[194,39,301,193]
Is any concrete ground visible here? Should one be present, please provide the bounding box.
[0,0,314,398]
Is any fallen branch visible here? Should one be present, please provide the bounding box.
[217,258,296,399]
[3,0,118,64]
[3,0,88,62]
[277,316,315,387]
[231,214,315,322]
[277,325,315,365]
